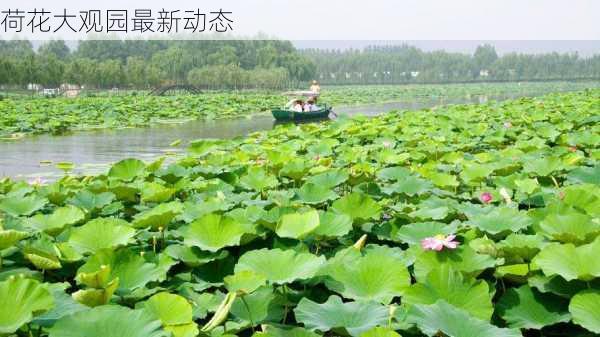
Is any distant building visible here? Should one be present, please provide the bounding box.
[411,71,420,78]
[480,69,490,77]
[27,83,42,91]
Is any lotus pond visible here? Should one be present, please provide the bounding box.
[0,89,599,337]
[1,81,598,138]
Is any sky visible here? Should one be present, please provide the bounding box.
[1,0,599,40]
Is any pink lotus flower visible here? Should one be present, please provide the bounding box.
[421,234,460,251]
[28,176,48,186]
[568,146,577,152]
[480,192,493,204]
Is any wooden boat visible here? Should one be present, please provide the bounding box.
[271,91,333,121]
[271,105,333,121]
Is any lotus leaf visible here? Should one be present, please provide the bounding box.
[294,295,389,337]
[108,158,146,181]
[532,237,600,281]
[403,265,493,320]
[142,292,198,337]
[407,300,522,337]
[275,209,320,239]
[0,276,54,334]
[68,218,136,254]
[322,245,410,304]
[235,248,325,284]
[48,305,167,337]
[569,290,600,333]
[497,285,571,329]
[183,213,252,252]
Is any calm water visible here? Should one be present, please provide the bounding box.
[0,93,555,180]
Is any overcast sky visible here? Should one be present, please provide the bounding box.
[3,0,600,51]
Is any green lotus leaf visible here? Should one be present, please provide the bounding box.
[67,190,115,213]
[528,274,596,299]
[313,211,352,238]
[331,192,381,222]
[276,209,320,239]
[569,290,600,334]
[25,205,85,235]
[76,265,112,288]
[497,234,547,262]
[108,158,146,181]
[142,292,198,337]
[322,245,410,304]
[460,163,495,184]
[141,182,176,203]
[412,245,497,282]
[427,172,459,188]
[392,221,458,245]
[235,248,325,284]
[48,305,167,337]
[255,325,321,337]
[538,208,599,243]
[25,253,62,270]
[33,283,87,327]
[0,276,54,334]
[409,196,453,220]
[376,166,412,181]
[183,213,252,252]
[224,270,267,295]
[407,300,521,337]
[240,167,278,191]
[294,295,388,337]
[69,218,136,254]
[230,286,283,324]
[467,206,531,235]
[403,265,493,320]
[78,249,172,294]
[164,244,229,267]
[561,184,600,218]
[381,176,432,196]
[281,159,310,180]
[496,285,571,329]
[0,194,48,217]
[522,156,563,177]
[188,139,224,156]
[306,169,349,189]
[0,228,30,249]
[297,182,338,204]
[360,327,401,337]
[567,165,600,185]
[72,279,119,307]
[532,237,600,281]
[132,201,183,229]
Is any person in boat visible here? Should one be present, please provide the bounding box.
[285,99,304,112]
[304,98,320,112]
[310,80,321,94]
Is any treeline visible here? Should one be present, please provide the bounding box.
[0,40,316,90]
[301,45,600,84]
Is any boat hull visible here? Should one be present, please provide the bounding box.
[271,106,332,121]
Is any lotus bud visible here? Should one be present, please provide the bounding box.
[503,121,512,128]
[100,265,107,270]
[499,188,512,205]
[140,251,145,257]
[353,234,367,250]
[389,304,398,317]
[158,226,164,232]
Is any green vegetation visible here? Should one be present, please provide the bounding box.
[0,40,315,90]
[1,81,598,137]
[0,89,599,336]
[303,44,600,84]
